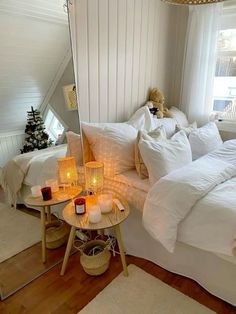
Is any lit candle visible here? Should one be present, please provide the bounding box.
[97,194,113,213]
[31,185,42,197]
[88,205,102,223]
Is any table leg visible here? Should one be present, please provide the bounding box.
[114,224,128,276]
[41,207,46,263]
[60,226,76,276]
[45,205,51,223]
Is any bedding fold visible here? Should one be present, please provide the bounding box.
[143,142,236,253]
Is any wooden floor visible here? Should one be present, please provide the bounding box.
[0,252,235,314]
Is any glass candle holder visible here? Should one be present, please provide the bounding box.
[97,193,113,213]
[88,205,102,223]
[41,187,52,201]
[31,185,42,197]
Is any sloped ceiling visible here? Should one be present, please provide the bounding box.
[0,0,71,132]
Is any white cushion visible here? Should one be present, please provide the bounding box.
[152,117,177,138]
[127,105,154,131]
[176,121,197,137]
[189,122,223,160]
[139,131,192,186]
[65,131,83,166]
[135,126,166,179]
[169,106,189,127]
[82,122,137,177]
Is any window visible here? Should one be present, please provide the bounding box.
[213,14,236,120]
[44,106,68,143]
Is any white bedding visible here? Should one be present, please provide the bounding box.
[0,145,67,205]
[24,145,67,186]
[143,140,236,257]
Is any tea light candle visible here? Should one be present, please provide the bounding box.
[88,205,102,224]
[31,185,42,197]
[45,179,59,193]
[97,194,113,213]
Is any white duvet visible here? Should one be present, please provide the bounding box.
[143,140,236,257]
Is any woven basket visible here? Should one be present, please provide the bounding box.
[79,240,111,276]
[46,220,70,249]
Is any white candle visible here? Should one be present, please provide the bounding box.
[88,205,102,223]
[45,179,59,193]
[97,194,113,213]
[31,185,42,197]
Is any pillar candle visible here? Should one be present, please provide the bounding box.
[88,205,102,223]
[97,194,113,213]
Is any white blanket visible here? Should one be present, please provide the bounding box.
[0,145,67,205]
[143,140,236,256]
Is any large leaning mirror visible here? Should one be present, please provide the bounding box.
[0,0,82,299]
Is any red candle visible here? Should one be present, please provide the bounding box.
[41,187,52,201]
[74,197,86,215]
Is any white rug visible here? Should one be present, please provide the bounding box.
[80,265,215,314]
[0,202,41,263]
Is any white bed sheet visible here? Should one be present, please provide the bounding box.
[24,144,67,186]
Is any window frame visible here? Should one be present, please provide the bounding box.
[43,104,68,144]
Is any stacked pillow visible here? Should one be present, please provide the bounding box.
[135,126,166,179]
[139,131,192,186]
[81,105,223,187]
[66,131,83,167]
[188,122,223,160]
[82,122,137,177]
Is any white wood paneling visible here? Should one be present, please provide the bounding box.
[71,0,182,123]
[0,132,25,167]
[0,0,71,132]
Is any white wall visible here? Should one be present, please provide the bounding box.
[0,0,70,133]
[0,132,25,167]
[48,60,81,134]
[70,0,187,123]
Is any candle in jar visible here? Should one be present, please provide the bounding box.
[41,187,52,201]
[31,185,42,197]
[97,194,113,213]
[88,205,102,223]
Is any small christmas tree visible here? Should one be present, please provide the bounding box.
[21,106,53,154]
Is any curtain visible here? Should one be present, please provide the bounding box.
[180,3,223,125]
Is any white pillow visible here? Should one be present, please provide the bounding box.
[169,106,189,127]
[82,122,137,177]
[127,105,154,131]
[189,122,223,160]
[176,121,197,137]
[139,131,192,186]
[152,117,177,138]
[135,126,166,179]
[66,131,83,166]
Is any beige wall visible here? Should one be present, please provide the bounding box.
[48,60,80,134]
[71,0,188,123]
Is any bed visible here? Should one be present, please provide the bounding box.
[103,169,236,306]
[81,105,236,306]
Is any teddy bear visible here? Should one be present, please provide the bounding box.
[147,88,172,118]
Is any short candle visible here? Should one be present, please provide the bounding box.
[88,205,102,224]
[31,185,42,197]
[97,194,113,213]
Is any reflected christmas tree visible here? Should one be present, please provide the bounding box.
[21,106,53,154]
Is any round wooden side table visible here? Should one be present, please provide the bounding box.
[25,186,82,263]
[60,195,130,276]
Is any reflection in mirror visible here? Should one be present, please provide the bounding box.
[0,0,82,299]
